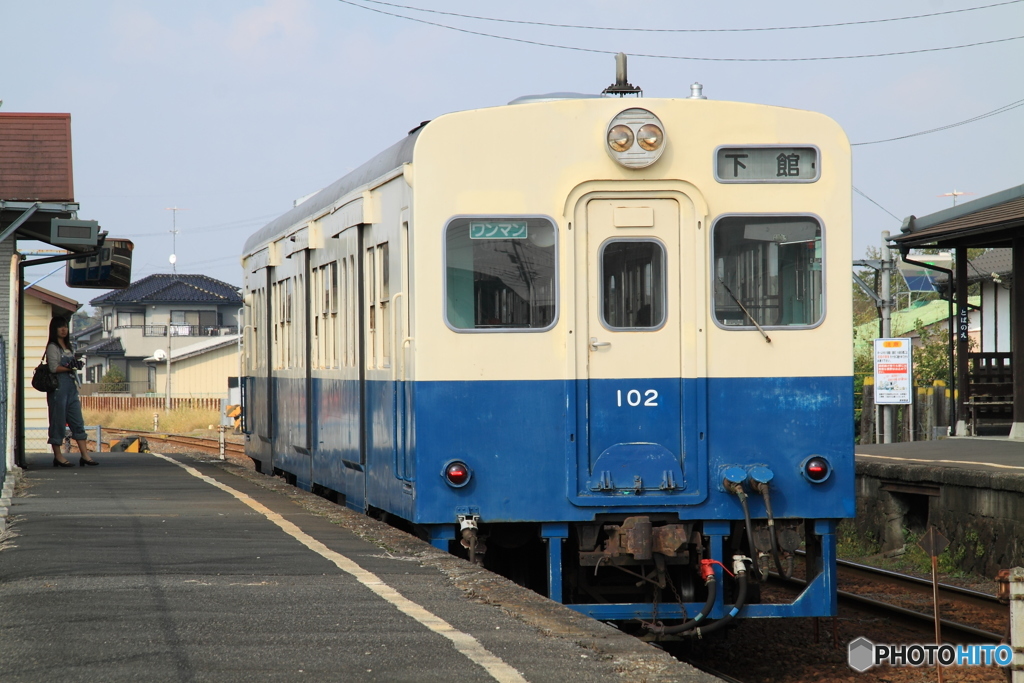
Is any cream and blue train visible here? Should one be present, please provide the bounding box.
[240,81,853,626]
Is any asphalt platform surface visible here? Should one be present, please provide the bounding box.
[0,450,717,683]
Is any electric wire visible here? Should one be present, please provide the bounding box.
[852,97,1024,145]
[853,187,902,223]
[354,0,1024,34]
[335,0,1024,61]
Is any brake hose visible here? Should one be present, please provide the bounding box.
[645,559,718,635]
[688,557,749,637]
[725,481,763,582]
[753,481,792,579]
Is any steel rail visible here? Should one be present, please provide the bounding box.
[837,557,1003,613]
[101,427,246,456]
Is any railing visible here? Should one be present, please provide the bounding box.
[79,381,153,396]
[80,396,224,412]
[141,325,239,337]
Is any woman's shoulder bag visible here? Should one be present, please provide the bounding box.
[32,350,60,393]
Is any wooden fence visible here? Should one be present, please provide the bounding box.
[81,396,223,412]
[859,377,953,443]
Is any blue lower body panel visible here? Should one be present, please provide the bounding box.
[246,373,852,619]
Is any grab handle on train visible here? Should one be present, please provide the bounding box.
[590,337,611,351]
[392,292,404,381]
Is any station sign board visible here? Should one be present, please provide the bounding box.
[873,338,913,405]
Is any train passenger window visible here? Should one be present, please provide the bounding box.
[445,217,557,331]
[600,240,665,330]
[712,216,823,328]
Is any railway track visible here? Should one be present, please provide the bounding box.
[770,557,1007,644]
[672,561,1007,682]
[100,427,246,457]
[834,557,1007,644]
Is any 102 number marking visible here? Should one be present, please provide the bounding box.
[616,389,659,407]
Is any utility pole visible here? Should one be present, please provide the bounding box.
[880,231,894,443]
[165,321,172,413]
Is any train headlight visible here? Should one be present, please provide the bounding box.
[605,108,666,169]
[636,123,663,151]
[443,460,472,488]
[607,125,634,152]
[801,456,832,483]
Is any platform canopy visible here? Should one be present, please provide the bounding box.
[890,183,1024,438]
[891,183,1024,250]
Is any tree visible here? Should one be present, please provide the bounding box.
[71,307,101,334]
[99,366,126,392]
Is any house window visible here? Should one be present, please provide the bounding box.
[116,310,143,328]
[170,310,218,335]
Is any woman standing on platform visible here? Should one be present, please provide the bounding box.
[46,316,98,467]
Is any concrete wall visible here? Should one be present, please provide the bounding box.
[855,460,1024,578]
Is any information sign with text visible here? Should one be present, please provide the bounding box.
[873,338,913,405]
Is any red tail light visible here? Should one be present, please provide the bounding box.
[443,461,471,488]
[802,456,831,483]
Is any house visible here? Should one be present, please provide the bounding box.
[146,335,242,398]
[22,284,80,452]
[964,248,1012,354]
[83,274,242,396]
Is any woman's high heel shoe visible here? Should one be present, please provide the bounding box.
[53,458,75,468]
[80,457,99,467]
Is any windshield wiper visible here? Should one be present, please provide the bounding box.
[718,278,771,343]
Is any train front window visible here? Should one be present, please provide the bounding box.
[712,216,823,328]
[445,217,557,331]
[601,240,665,329]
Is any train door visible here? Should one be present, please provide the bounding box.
[572,195,705,505]
[251,266,274,472]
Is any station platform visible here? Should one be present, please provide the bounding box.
[856,436,1024,477]
[853,436,1024,578]
[0,450,716,683]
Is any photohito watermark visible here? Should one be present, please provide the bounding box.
[848,637,1012,672]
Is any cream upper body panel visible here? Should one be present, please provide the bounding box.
[408,97,851,383]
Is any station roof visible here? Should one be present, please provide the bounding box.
[892,183,1024,250]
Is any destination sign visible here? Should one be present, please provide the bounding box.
[715,146,819,183]
[469,221,528,239]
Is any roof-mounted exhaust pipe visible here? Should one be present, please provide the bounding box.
[602,53,642,97]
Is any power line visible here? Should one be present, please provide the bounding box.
[354,0,1024,34]
[335,0,1024,62]
[852,97,1024,146]
[853,187,902,222]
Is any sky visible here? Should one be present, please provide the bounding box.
[4,0,1023,309]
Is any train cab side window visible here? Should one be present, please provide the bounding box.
[712,216,823,328]
[601,240,666,329]
[445,217,557,331]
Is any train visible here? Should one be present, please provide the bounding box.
[240,67,854,630]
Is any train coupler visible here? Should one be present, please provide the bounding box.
[579,516,691,565]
